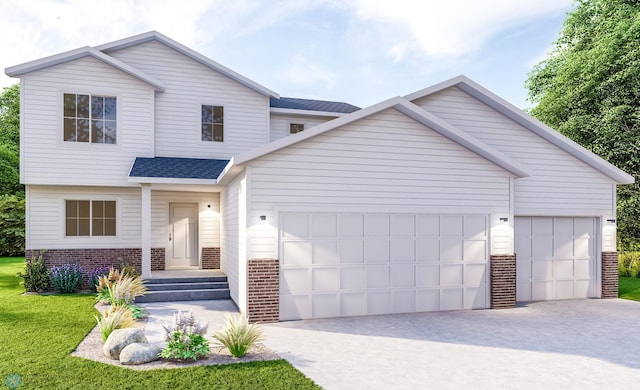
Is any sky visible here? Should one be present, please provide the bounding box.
[0,0,574,110]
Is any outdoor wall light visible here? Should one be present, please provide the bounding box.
[260,215,267,221]
[606,219,616,223]
[499,217,509,223]
[207,204,211,208]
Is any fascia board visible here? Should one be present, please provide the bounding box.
[269,107,349,117]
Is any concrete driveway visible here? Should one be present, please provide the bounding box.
[262,299,640,390]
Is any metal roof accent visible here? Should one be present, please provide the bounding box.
[129,157,229,180]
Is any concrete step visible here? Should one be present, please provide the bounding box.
[143,276,227,284]
[136,288,230,303]
[144,281,229,291]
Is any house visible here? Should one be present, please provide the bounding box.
[5,31,633,322]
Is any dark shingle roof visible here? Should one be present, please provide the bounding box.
[270,97,360,114]
[129,157,229,180]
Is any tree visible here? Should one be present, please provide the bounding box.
[0,84,21,196]
[0,195,25,256]
[526,0,640,249]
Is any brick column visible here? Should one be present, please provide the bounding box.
[201,247,220,269]
[601,251,618,299]
[490,254,516,309]
[246,258,279,323]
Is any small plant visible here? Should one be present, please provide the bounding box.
[95,268,122,303]
[16,252,49,292]
[95,306,135,342]
[212,314,264,358]
[49,263,83,293]
[159,310,210,361]
[118,258,140,278]
[108,274,147,306]
[125,304,147,319]
[88,266,111,293]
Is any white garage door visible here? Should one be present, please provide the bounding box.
[279,212,489,320]
[515,217,597,302]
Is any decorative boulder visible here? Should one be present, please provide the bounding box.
[120,343,162,365]
[103,328,148,360]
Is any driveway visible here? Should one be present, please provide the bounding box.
[262,299,640,390]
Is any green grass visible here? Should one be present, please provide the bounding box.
[619,276,640,301]
[0,257,319,389]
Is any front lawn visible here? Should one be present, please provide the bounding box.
[0,257,319,389]
[619,276,640,302]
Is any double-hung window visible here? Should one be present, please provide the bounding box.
[64,94,116,144]
[65,200,116,237]
[201,105,224,142]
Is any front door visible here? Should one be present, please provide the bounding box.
[168,203,198,268]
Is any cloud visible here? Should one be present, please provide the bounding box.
[281,53,337,91]
[347,0,572,60]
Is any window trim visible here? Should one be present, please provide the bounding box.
[59,90,121,147]
[200,104,225,143]
[62,198,119,239]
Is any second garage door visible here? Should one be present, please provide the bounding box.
[279,212,490,320]
[515,217,597,302]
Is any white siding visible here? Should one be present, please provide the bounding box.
[26,185,142,249]
[269,113,337,142]
[247,108,512,260]
[150,191,220,251]
[221,172,247,312]
[21,56,154,186]
[413,87,616,217]
[107,40,270,159]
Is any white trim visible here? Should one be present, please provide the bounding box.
[405,75,635,185]
[141,184,152,278]
[269,107,350,117]
[95,31,278,98]
[128,176,218,185]
[6,47,165,91]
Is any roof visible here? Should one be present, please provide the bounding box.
[5,47,165,91]
[218,96,532,184]
[404,75,635,185]
[270,97,360,114]
[6,30,277,98]
[129,157,229,181]
[96,31,278,98]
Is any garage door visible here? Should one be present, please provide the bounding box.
[515,217,596,302]
[279,212,489,320]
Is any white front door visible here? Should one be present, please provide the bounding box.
[168,203,198,268]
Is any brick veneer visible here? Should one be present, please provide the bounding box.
[202,247,220,269]
[246,258,279,323]
[601,251,618,299]
[490,254,516,309]
[26,247,166,287]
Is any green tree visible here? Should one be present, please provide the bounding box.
[0,84,20,148]
[526,0,640,249]
[0,195,25,256]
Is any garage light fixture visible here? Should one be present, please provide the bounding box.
[606,219,616,223]
[499,217,508,223]
[260,215,266,221]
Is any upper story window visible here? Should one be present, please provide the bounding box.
[63,94,116,144]
[290,123,305,134]
[201,105,224,142]
[65,200,116,237]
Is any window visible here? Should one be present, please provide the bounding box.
[64,94,116,144]
[201,105,224,142]
[290,123,304,134]
[65,200,116,236]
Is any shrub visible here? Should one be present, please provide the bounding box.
[619,251,640,277]
[96,306,136,342]
[49,263,83,293]
[159,310,210,361]
[125,304,147,319]
[88,266,111,293]
[212,314,264,358]
[16,252,49,292]
[118,258,140,278]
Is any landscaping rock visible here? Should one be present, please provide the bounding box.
[103,328,148,360]
[119,343,162,365]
